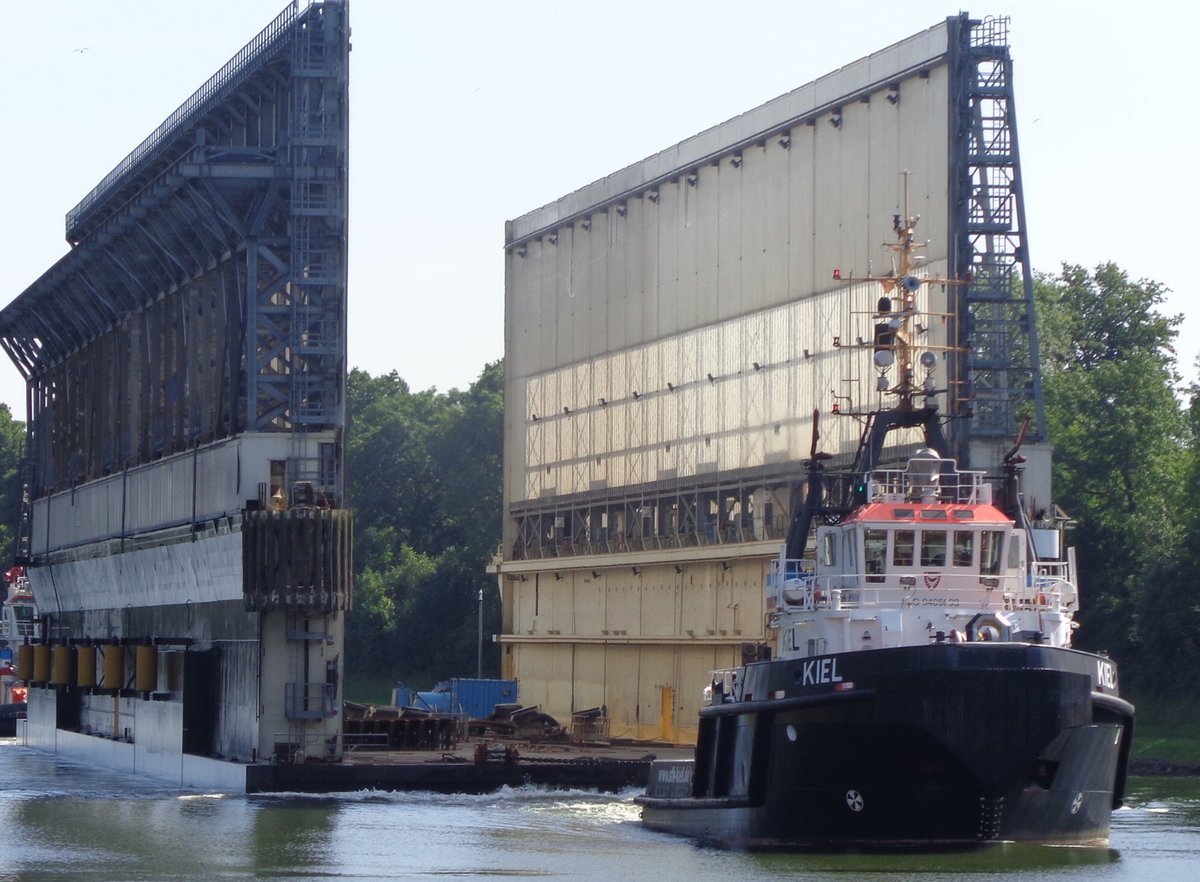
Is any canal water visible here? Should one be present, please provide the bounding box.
[0,742,1196,881]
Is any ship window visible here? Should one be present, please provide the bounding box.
[893,508,915,519]
[953,531,974,567]
[893,530,915,567]
[865,529,887,582]
[920,510,948,519]
[981,530,1004,576]
[952,510,975,520]
[920,531,947,567]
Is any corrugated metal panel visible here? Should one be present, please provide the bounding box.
[679,566,717,636]
[573,644,606,712]
[504,100,956,386]
[29,434,321,554]
[574,573,604,633]
[636,645,674,732]
[604,647,639,730]
[512,249,953,502]
[28,531,244,611]
[507,20,951,243]
[641,577,681,636]
[546,644,574,715]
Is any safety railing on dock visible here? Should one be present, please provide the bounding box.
[570,708,610,745]
[284,682,337,720]
[272,730,338,763]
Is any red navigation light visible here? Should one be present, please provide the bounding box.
[832,402,841,414]
[832,269,841,280]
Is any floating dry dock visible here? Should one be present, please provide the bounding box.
[9,716,685,794]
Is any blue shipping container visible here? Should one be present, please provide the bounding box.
[448,678,518,719]
[413,691,452,712]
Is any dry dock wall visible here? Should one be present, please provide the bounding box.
[500,19,961,742]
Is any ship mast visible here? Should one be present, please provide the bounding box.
[786,173,962,558]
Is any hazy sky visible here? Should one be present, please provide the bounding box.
[1,0,1193,416]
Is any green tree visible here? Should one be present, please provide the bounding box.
[0,403,26,560]
[343,363,504,699]
[1035,263,1195,694]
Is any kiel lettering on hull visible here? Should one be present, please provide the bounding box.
[1096,659,1117,691]
[801,657,844,686]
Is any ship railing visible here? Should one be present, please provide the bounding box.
[0,615,39,641]
[867,465,991,505]
[771,566,1073,614]
[341,733,390,753]
[1006,560,1078,611]
[704,667,743,704]
[766,557,814,607]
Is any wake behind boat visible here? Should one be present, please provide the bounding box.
[636,189,1134,848]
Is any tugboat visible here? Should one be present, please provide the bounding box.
[0,565,37,735]
[637,197,1134,848]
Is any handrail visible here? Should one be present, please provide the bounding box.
[769,558,1076,613]
[867,465,990,505]
[65,0,300,238]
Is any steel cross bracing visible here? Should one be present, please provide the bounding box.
[948,14,1046,446]
[509,468,790,561]
[0,1,348,498]
[245,1,347,438]
[282,1,348,493]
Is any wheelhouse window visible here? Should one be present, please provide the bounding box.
[1008,531,1022,569]
[893,530,915,567]
[920,530,947,567]
[820,533,837,567]
[865,529,888,582]
[981,530,1005,576]
[953,530,974,568]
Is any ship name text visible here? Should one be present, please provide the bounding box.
[800,657,844,686]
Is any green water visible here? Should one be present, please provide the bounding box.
[0,744,1195,881]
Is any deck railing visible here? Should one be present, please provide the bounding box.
[769,559,1075,614]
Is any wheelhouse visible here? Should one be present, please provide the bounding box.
[767,451,1078,657]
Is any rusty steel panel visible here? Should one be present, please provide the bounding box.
[242,509,353,612]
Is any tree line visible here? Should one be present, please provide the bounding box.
[1034,264,1200,700]
[0,264,1194,704]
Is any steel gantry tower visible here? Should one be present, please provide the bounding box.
[948,14,1046,449]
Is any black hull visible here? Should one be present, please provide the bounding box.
[638,644,1133,848]
[0,701,25,737]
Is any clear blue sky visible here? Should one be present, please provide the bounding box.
[1,0,1193,415]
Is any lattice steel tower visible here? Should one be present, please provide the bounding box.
[949,14,1046,449]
